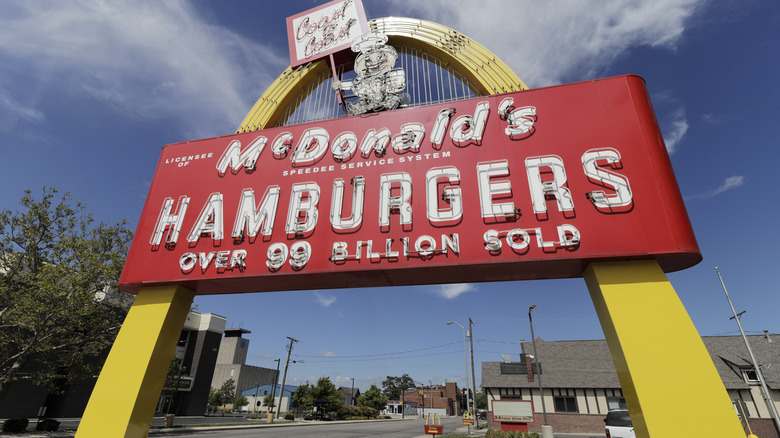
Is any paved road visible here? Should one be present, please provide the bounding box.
[151,417,462,437]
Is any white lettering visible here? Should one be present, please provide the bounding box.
[187,193,224,243]
[291,128,329,166]
[525,155,574,217]
[330,177,365,231]
[232,187,280,239]
[379,172,413,229]
[286,182,320,237]
[581,148,633,212]
[426,166,462,224]
[150,196,190,246]
[476,160,516,221]
[216,136,266,175]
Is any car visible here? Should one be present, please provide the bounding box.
[604,410,635,438]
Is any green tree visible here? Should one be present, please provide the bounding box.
[290,383,313,413]
[357,384,388,412]
[476,390,487,409]
[263,392,276,411]
[218,378,237,408]
[311,377,343,417]
[0,187,133,396]
[207,387,223,413]
[234,395,249,411]
[382,374,415,400]
[162,356,187,413]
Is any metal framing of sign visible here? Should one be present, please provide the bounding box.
[239,17,527,133]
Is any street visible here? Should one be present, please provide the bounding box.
[152,417,460,437]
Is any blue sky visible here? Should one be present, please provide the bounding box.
[1,0,778,393]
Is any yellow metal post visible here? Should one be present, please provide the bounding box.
[584,260,745,437]
[76,285,195,438]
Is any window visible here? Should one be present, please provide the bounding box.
[554,396,578,413]
[744,369,759,382]
[177,331,189,348]
[607,397,628,411]
[500,363,525,374]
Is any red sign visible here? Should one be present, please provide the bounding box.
[286,0,369,67]
[425,425,443,435]
[118,75,700,295]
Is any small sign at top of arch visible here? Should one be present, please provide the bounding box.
[286,0,370,67]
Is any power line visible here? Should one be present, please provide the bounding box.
[293,340,461,359]
[477,338,523,345]
[294,350,463,363]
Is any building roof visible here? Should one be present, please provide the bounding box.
[482,339,620,390]
[481,335,780,391]
[338,387,361,397]
[223,328,251,337]
[703,335,780,390]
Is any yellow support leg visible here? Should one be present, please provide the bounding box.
[76,285,194,438]
[584,260,745,437]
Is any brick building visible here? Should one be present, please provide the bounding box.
[397,381,460,417]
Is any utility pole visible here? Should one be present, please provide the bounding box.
[277,337,299,419]
[717,268,780,435]
[468,317,478,429]
[350,377,355,407]
[401,386,406,419]
[529,304,553,438]
[446,321,471,422]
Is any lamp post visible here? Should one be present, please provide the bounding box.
[429,380,434,411]
[268,358,280,418]
[529,304,553,438]
[468,317,478,429]
[447,321,472,428]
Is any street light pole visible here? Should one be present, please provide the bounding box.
[350,377,355,407]
[529,304,553,438]
[468,317,478,429]
[429,380,433,411]
[717,268,780,435]
[447,321,472,423]
[268,358,280,416]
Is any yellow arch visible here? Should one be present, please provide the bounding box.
[236,17,527,133]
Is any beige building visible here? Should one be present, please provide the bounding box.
[210,328,278,397]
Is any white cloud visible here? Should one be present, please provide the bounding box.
[386,0,704,87]
[436,283,476,299]
[251,354,276,361]
[318,351,337,358]
[0,1,286,138]
[686,176,745,200]
[716,176,745,193]
[314,292,337,307]
[663,108,689,154]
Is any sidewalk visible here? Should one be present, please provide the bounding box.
[413,423,487,438]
